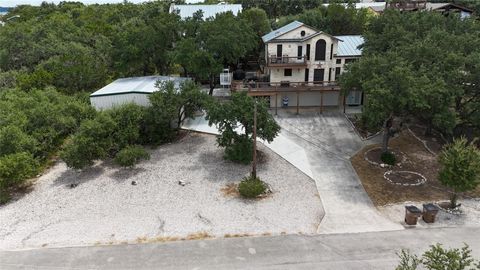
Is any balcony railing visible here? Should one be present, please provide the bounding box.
[267,55,307,67]
[233,80,340,94]
[388,0,426,10]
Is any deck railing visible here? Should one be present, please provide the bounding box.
[234,81,339,92]
[267,55,307,66]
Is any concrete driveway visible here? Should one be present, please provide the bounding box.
[272,111,403,234]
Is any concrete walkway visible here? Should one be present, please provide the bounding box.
[274,111,402,234]
[182,112,403,234]
[2,227,479,270]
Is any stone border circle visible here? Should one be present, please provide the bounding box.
[364,147,407,168]
[383,170,427,186]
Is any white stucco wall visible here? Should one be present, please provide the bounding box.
[90,93,151,110]
[266,33,340,83]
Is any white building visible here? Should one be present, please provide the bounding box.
[258,21,363,108]
[90,76,189,110]
[169,3,242,19]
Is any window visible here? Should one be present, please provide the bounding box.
[330,44,334,60]
[306,44,311,60]
[336,59,342,64]
[284,69,292,76]
[345,58,356,64]
[297,46,303,60]
[315,39,326,61]
[301,30,306,37]
[335,67,341,81]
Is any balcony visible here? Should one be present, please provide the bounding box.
[267,55,307,67]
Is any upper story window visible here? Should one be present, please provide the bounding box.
[336,59,342,64]
[315,39,326,61]
[300,30,306,37]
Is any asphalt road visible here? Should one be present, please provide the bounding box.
[1,227,479,270]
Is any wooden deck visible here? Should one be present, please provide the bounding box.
[232,81,345,115]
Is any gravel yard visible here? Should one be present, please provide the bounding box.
[0,133,323,250]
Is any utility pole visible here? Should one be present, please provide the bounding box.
[252,101,257,179]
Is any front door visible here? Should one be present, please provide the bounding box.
[314,69,324,83]
[277,44,283,57]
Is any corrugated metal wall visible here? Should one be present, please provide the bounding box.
[90,93,150,110]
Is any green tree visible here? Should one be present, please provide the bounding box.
[438,138,480,208]
[114,145,150,168]
[396,244,480,270]
[0,152,38,189]
[207,92,280,163]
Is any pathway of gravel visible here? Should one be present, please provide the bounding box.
[0,133,323,250]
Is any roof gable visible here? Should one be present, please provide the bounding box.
[262,21,304,43]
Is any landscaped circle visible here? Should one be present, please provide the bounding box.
[383,170,427,186]
[364,147,407,167]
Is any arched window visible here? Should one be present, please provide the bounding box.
[315,39,326,61]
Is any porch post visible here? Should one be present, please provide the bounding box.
[275,93,278,116]
[320,90,324,114]
[296,90,300,115]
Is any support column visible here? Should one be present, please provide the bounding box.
[296,91,300,115]
[320,90,324,114]
[275,93,278,116]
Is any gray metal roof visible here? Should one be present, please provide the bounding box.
[262,21,304,43]
[169,4,242,19]
[90,76,190,97]
[335,35,364,57]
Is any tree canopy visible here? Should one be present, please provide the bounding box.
[340,10,480,143]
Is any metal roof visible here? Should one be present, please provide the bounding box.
[169,4,242,19]
[334,35,364,57]
[90,76,190,97]
[323,2,386,9]
[262,21,304,43]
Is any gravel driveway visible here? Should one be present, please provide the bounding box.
[0,133,323,250]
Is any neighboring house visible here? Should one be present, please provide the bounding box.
[253,21,363,109]
[90,76,189,110]
[169,3,242,19]
[426,3,473,18]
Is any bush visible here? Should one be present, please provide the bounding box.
[238,176,266,198]
[0,152,38,189]
[114,145,150,168]
[225,135,253,164]
[381,151,396,165]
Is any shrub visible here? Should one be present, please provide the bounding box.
[114,145,150,168]
[381,151,396,165]
[238,176,266,199]
[225,135,253,164]
[0,152,38,189]
[439,138,480,208]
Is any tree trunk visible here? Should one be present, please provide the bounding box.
[382,115,394,153]
[450,192,458,209]
[208,75,215,96]
[425,123,433,136]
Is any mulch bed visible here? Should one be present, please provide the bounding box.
[384,171,426,186]
[351,130,480,206]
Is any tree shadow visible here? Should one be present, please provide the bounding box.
[52,164,105,188]
[110,167,147,183]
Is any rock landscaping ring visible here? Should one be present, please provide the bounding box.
[364,147,407,167]
[384,170,427,186]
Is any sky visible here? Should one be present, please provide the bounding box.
[1,0,202,7]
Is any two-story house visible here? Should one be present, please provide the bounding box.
[258,21,363,109]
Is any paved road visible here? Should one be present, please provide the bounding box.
[1,227,479,270]
[274,111,402,234]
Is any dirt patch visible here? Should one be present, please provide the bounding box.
[351,131,480,206]
[221,183,239,197]
[408,125,446,155]
[346,114,380,139]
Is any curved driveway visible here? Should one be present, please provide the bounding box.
[266,111,402,234]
